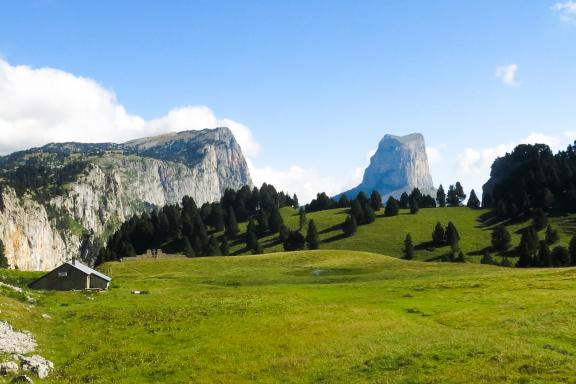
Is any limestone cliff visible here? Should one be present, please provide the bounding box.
[340,133,435,199]
[0,127,252,271]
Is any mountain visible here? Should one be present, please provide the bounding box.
[0,127,252,271]
[340,133,435,199]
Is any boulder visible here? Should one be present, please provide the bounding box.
[17,355,53,379]
[0,361,19,375]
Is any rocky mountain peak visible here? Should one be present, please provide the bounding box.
[340,132,435,199]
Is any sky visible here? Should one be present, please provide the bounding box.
[1,1,576,202]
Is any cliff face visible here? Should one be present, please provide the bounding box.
[341,133,435,199]
[0,127,252,271]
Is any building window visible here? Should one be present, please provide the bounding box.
[58,271,68,277]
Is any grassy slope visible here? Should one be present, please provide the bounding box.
[2,252,576,383]
[227,207,575,263]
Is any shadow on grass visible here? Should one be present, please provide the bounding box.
[322,233,349,244]
[319,223,343,235]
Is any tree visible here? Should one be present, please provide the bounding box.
[500,257,513,267]
[0,239,7,269]
[569,235,576,266]
[533,209,548,231]
[182,236,194,257]
[447,185,458,206]
[283,231,305,251]
[536,242,552,267]
[350,199,365,224]
[205,236,221,256]
[409,196,419,214]
[252,241,264,255]
[400,192,410,209]
[545,225,559,245]
[445,222,460,244]
[363,204,376,224]
[491,225,511,251]
[467,190,481,209]
[279,224,290,242]
[225,207,239,237]
[299,207,307,230]
[517,227,539,267]
[220,237,230,256]
[342,215,358,237]
[403,234,414,260]
[338,194,351,208]
[436,185,447,208]
[480,250,494,265]
[245,219,258,251]
[256,209,269,235]
[552,246,570,267]
[384,196,400,217]
[432,222,445,246]
[455,251,466,263]
[306,220,320,250]
[369,191,382,212]
[455,182,467,204]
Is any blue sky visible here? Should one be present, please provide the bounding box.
[1,1,576,201]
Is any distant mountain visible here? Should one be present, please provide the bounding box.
[0,127,252,270]
[339,133,435,199]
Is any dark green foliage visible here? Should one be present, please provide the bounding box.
[491,226,511,251]
[0,239,7,269]
[225,207,239,237]
[500,257,513,267]
[545,225,559,245]
[432,222,445,246]
[436,185,446,207]
[447,182,466,206]
[256,209,269,235]
[363,204,376,224]
[480,250,494,265]
[399,192,410,209]
[205,236,221,256]
[252,242,264,255]
[338,194,351,208]
[342,215,357,237]
[299,207,307,230]
[533,209,548,231]
[517,227,539,267]
[182,236,194,258]
[350,199,365,224]
[455,251,466,263]
[246,219,258,251]
[283,231,305,251]
[445,222,460,244]
[552,246,570,267]
[220,237,230,256]
[467,190,481,209]
[569,235,576,266]
[268,206,284,234]
[537,242,552,267]
[279,224,290,242]
[370,191,382,211]
[409,196,419,214]
[306,192,337,212]
[306,220,320,250]
[384,197,400,217]
[403,234,414,260]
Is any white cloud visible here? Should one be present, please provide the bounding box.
[426,146,442,164]
[553,1,576,23]
[0,59,259,157]
[495,64,519,86]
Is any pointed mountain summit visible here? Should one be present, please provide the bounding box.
[340,133,435,199]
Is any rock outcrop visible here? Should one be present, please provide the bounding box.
[0,127,252,270]
[340,133,435,199]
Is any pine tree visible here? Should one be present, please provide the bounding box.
[545,225,559,245]
[480,250,494,265]
[455,182,467,204]
[191,235,204,256]
[299,207,307,230]
[445,222,460,244]
[436,185,446,207]
[268,206,284,234]
[491,225,511,251]
[205,236,221,256]
[338,194,351,208]
[279,224,290,242]
[0,239,7,269]
[246,219,258,251]
[306,220,320,250]
[252,241,264,255]
[220,237,230,256]
[533,209,548,231]
[363,204,376,224]
[384,196,400,217]
[182,236,194,258]
[467,189,481,209]
[225,207,239,237]
[409,196,419,214]
[369,191,382,212]
[403,234,414,260]
[432,222,445,245]
[552,246,570,267]
[283,231,305,251]
[399,192,410,209]
[537,242,552,267]
[256,209,269,235]
[342,215,358,237]
[350,199,365,224]
[455,251,466,263]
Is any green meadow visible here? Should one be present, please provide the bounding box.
[2,250,576,383]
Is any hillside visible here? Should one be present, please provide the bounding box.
[222,207,574,264]
[2,251,576,383]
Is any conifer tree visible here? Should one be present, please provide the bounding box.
[220,237,230,256]
[283,231,305,251]
[409,196,419,214]
[343,215,358,237]
[537,242,552,267]
[480,250,494,265]
[533,209,548,231]
[436,185,446,208]
[399,192,410,209]
[403,234,414,260]
[338,194,351,208]
[545,225,559,245]
[225,207,239,237]
[192,235,204,256]
[182,236,194,258]
[432,222,445,245]
[445,222,460,244]
[467,189,481,209]
[268,206,284,234]
[363,204,376,224]
[491,225,511,251]
[306,220,320,250]
[256,209,269,235]
[552,246,570,267]
[299,207,307,230]
[279,224,290,242]
[350,199,365,224]
[0,239,7,269]
[252,241,264,255]
[369,191,382,212]
[205,236,221,256]
[455,251,466,263]
[384,196,400,217]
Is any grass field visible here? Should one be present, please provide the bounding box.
[226,207,576,263]
[2,251,576,383]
